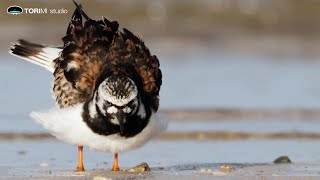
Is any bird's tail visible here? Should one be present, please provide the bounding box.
[9,39,61,72]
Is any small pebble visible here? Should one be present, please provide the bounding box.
[273,156,292,164]
[127,162,151,173]
[17,150,26,155]
[199,169,227,176]
[199,169,212,173]
[219,165,235,172]
[92,176,111,180]
[40,163,49,167]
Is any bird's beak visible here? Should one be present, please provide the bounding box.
[115,110,125,135]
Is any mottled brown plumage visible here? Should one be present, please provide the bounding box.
[53,5,162,109]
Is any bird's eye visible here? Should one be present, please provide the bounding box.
[127,100,134,106]
[105,101,112,106]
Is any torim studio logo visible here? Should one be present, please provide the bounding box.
[6,5,67,15]
[7,5,23,15]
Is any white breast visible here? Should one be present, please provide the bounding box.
[30,104,167,153]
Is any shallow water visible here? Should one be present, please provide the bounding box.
[2,54,320,116]
[168,119,320,133]
[161,54,320,109]
[2,54,320,134]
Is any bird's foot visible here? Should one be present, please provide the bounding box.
[112,166,120,172]
[74,166,85,172]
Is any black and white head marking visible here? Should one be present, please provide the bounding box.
[82,76,154,137]
[89,76,139,125]
[99,76,138,107]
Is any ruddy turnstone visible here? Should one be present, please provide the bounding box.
[9,1,166,172]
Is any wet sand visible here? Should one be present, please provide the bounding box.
[4,163,319,179]
[1,140,320,179]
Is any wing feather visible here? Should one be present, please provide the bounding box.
[53,5,118,108]
[104,29,162,110]
[10,40,61,72]
[53,2,161,110]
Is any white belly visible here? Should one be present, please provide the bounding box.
[31,104,167,153]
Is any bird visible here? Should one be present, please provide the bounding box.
[9,0,166,172]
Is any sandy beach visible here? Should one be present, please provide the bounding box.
[1,138,320,179]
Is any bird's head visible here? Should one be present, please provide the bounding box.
[96,75,139,134]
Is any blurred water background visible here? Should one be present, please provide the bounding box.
[1,0,320,111]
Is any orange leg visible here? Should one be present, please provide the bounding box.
[112,153,120,171]
[74,145,85,172]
